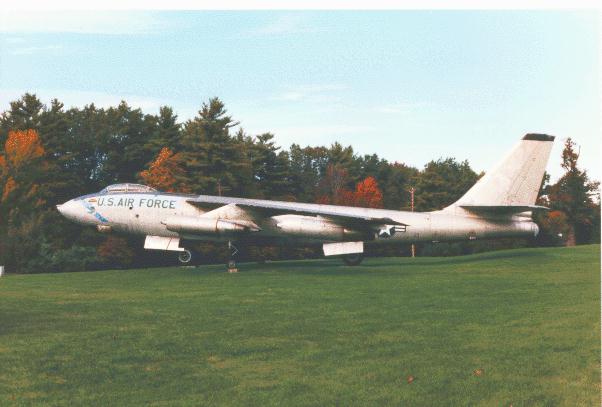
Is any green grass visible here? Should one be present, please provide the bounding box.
[0,245,599,406]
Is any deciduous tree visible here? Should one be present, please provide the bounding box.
[139,147,190,193]
[353,176,383,208]
[316,169,384,208]
[0,129,47,208]
[316,164,353,205]
[414,158,479,211]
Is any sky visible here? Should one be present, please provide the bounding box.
[0,10,599,182]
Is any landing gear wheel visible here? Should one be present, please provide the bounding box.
[342,253,364,266]
[178,249,192,264]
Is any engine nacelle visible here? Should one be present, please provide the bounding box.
[162,217,259,235]
[275,216,365,241]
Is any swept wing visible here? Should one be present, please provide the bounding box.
[186,195,408,227]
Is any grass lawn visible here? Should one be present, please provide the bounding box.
[0,245,599,406]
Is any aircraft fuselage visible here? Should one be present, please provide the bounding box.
[57,191,538,246]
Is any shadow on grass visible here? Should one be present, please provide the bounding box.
[89,247,557,279]
[210,249,552,277]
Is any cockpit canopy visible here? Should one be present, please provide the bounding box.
[99,183,158,194]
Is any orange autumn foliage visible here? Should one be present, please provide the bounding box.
[2,177,16,202]
[317,176,383,208]
[1,129,45,168]
[0,129,46,203]
[139,147,190,193]
[547,210,569,232]
[353,176,383,208]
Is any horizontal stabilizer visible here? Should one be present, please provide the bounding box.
[460,205,549,214]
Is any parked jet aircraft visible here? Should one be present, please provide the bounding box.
[57,134,554,268]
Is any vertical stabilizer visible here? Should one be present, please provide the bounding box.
[446,134,555,210]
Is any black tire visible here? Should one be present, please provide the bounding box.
[342,253,364,266]
[178,249,193,264]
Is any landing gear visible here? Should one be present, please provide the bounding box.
[178,249,193,265]
[227,241,239,273]
[342,253,364,266]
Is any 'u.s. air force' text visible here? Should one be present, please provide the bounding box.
[96,197,176,209]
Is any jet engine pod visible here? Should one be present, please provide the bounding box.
[275,216,365,241]
[162,217,260,235]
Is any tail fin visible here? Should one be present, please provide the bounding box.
[446,134,555,212]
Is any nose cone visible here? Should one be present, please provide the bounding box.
[56,200,82,222]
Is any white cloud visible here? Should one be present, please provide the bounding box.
[0,11,166,35]
[273,84,347,103]
[4,37,26,44]
[10,45,63,55]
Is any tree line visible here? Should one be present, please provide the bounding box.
[0,94,598,273]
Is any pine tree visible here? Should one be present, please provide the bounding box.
[144,106,181,155]
[248,133,291,199]
[548,138,599,245]
[382,162,418,210]
[180,98,246,195]
[0,93,44,144]
[103,101,153,184]
[327,142,359,182]
[289,144,328,202]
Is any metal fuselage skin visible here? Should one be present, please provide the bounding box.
[57,191,539,246]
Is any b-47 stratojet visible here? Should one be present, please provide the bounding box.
[57,134,554,269]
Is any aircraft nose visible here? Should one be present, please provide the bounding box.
[56,200,80,221]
